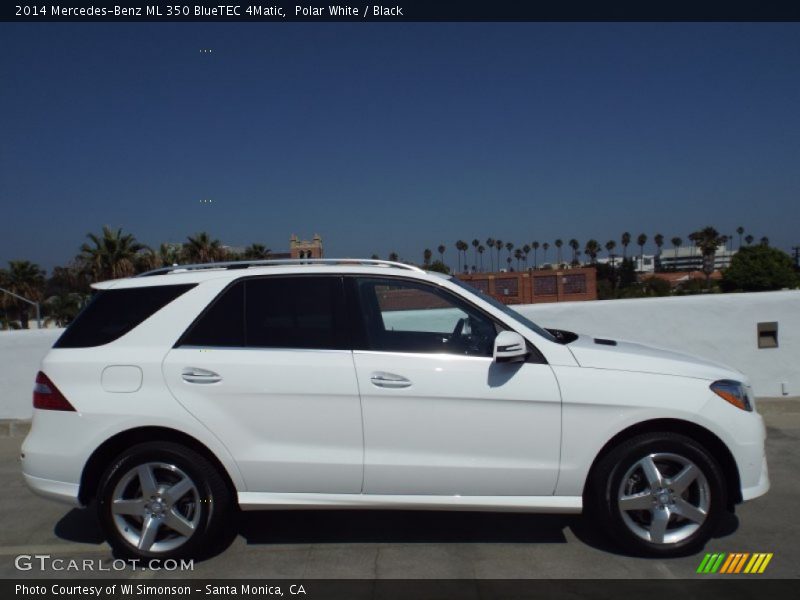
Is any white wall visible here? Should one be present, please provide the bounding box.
[514,290,799,398]
[0,329,62,419]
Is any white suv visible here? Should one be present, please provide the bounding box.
[21,259,768,559]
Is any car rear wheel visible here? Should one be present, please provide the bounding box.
[97,442,231,560]
[587,432,727,556]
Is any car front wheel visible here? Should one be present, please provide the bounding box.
[587,432,727,556]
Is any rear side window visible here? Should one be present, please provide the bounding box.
[54,284,195,348]
[178,276,346,350]
[179,281,245,347]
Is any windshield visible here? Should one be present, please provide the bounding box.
[446,277,557,343]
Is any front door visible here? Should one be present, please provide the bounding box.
[349,276,562,496]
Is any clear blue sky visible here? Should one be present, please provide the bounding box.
[1,23,799,271]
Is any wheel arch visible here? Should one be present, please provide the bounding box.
[79,426,238,507]
[583,418,742,510]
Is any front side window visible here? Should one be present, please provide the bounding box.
[353,277,498,357]
[178,276,346,350]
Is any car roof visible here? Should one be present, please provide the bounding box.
[92,259,450,290]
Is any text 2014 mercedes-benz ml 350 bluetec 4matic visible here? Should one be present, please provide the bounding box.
[21,258,769,559]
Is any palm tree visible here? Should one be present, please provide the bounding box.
[654,233,664,255]
[522,244,531,270]
[745,235,754,246]
[79,226,146,281]
[423,248,432,266]
[455,240,465,273]
[760,236,769,246]
[243,243,271,260]
[485,238,495,271]
[568,239,579,265]
[689,226,724,287]
[605,240,617,267]
[370,254,380,260]
[514,248,523,271]
[637,233,647,270]
[471,239,479,269]
[531,241,540,269]
[554,239,563,266]
[584,239,600,264]
[477,245,485,271]
[495,240,503,271]
[621,232,631,259]
[542,242,550,264]
[1,260,45,329]
[505,242,514,266]
[736,226,745,249]
[437,244,446,268]
[388,252,399,261]
[157,243,182,267]
[184,232,226,264]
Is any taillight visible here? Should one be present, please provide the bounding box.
[33,371,76,412]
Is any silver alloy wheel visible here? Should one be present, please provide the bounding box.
[617,452,710,545]
[111,462,202,553]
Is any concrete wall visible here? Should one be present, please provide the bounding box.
[514,290,799,399]
[0,329,62,419]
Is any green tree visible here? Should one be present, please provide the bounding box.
[183,232,226,263]
[44,293,84,327]
[745,234,754,246]
[621,232,631,259]
[79,226,146,281]
[605,240,616,266]
[636,233,648,269]
[243,243,271,260]
[531,241,540,269]
[427,259,450,274]
[722,245,798,292]
[423,248,433,266]
[1,260,45,329]
[568,239,579,265]
[388,251,399,262]
[584,239,600,264]
[689,226,724,287]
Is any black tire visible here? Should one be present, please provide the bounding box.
[585,432,727,557]
[96,441,232,560]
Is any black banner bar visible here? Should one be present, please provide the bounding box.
[4,1,800,22]
[4,580,800,600]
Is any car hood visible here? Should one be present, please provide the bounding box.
[565,333,743,382]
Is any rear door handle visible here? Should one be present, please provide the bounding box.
[182,367,222,384]
[370,371,412,389]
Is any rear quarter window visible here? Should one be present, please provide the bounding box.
[54,284,196,348]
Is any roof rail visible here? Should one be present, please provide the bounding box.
[136,258,425,277]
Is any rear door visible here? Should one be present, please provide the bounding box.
[163,275,364,493]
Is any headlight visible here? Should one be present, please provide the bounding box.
[710,380,753,412]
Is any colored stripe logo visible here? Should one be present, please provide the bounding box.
[697,552,773,574]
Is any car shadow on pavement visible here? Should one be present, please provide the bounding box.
[53,506,740,561]
[238,510,573,545]
[54,507,106,544]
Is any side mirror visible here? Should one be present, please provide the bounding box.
[493,331,529,363]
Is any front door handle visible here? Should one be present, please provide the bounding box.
[182,367,222,384]
[370,371,412,389]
